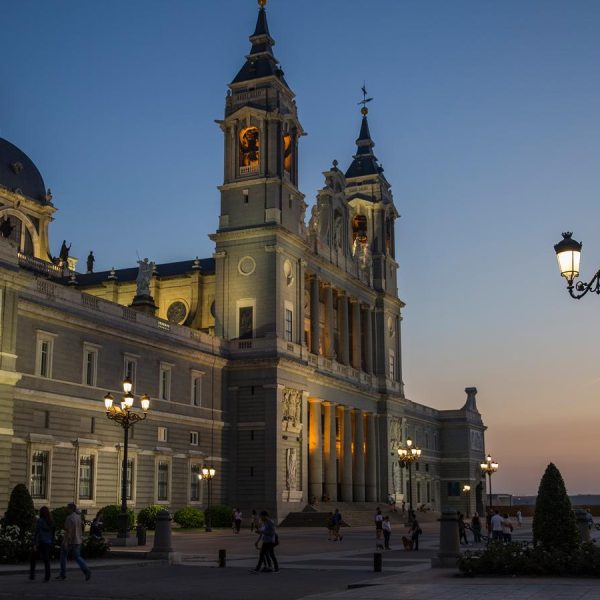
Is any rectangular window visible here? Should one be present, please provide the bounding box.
[35,332,56,378]
[157,461,169,502]
[238,306,253,339]
[190,431,199,446]
[159,364,171,401]
[190,464,201,502]
[191,373,203,406]
[124,357,137,392]
[78,455,94,500]
[285,308,293,342]
[83,345,99,387]
[388,351,395,380]
[126,458,134,501]
[447,481,461,497]
[427,481,431,503]
[30,451,49,499]
[158,426,168,442]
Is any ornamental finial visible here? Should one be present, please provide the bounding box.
[258,0,267,7]
[358,83,373,116]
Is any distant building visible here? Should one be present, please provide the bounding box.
[0,2,486,520]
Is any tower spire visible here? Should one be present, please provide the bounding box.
[345,85,382,178]
[231,0,288,88]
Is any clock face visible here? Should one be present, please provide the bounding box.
[167,301,187,324]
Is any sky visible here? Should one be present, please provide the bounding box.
[1,0,600,495]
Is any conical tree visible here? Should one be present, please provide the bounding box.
[3,484,36,537]
[532,463,579,551]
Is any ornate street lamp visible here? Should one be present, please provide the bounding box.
[199,466,216,532]
[103,378,150,542]
[462,484,471,518]
[398,438,421,515]
[480,454,499,512]
[553,232,600,299]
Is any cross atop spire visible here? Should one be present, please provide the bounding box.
[358,83,373,116]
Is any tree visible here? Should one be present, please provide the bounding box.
[532,463,579,551]
[3,484,36,537]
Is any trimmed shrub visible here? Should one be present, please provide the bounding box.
[204,504,233,528]
[137,505,166,530]
[3,484,35,537]
[533,463,579,552]
[174,507,204,529]
[50,506,69,531]
[81,535,109,558]
[99,505,135,531]
[0,525,33,563]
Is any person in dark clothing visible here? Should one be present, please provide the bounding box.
[90,510,104,539]
[409,518,422,551]
[251,511,279,573]
[30,506,54,581]
[458,512,468,545]
[471,513,482,543]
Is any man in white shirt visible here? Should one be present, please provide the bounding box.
[57,503,91,581]
[490,510,504,541]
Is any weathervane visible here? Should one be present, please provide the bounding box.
[358,83,373,116]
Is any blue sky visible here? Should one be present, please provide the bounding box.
[2,0,600,493]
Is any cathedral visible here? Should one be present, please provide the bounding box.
[0,2,486,520]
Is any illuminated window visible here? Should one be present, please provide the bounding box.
[239,127,260,173]
[36,331,56,378]
[283,133,292,173]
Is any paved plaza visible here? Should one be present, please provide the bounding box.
[1,519,600,599]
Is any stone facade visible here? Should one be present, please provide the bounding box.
[0,4,486,521]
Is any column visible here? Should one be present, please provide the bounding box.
[324,283,334,358]
[352,409,365,501]
[351,299,361,370]
[308,399,323,500]
[363,305,373,374]
[339,406,353,502]
[339,292,350,365]
[322,402,337,501]
[365,413,377,501]
[298,260,306,346]
[310,275,320,355]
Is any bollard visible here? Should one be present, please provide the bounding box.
[136,524,147,546]
[575,509,591,543]
[150,510,174,556]
[218,549,227,568]
[373,552,382,572]
[431,508,461,568]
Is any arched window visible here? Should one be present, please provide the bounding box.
[0,214,34,255]
[385,217,393,255]
[239,127,260,174]
[352,214,367,244]
[283,133,292,174]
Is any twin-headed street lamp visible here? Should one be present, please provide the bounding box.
[554,232,600,299]
[462,484,471,517]
[480,453,499,512]
[199,466,216,532]
[398,438,421,514]
[104,378,150,542]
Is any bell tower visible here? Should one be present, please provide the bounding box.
[216,0,305,236]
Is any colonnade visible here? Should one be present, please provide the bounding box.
[308,399,378,502]
[307,273,374,373]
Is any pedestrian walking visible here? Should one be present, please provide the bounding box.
[254,529,273,571]
[56,503,91,581]
[490,510,504,542]
[332,508,343,541]
[401,500,406,515]
[374,507,384,540]
[471,512,482,543]
[382,516,392,550]
[326,512,335,540]
[30,506,54,582]
[250,509,260,533]
[502,514,513,542]
[458,512,468,545]
[250,511,279,573]
[409,518,422,551]
[516,510,523,527]
[90,510,104,539]
[233,508,242,534]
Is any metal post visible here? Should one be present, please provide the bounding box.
[206,477,212,532]
[373,552,382,572]
[218,549,226,567]
[488,472,493,511]
[118,424,129,539]
[408,461,413,512]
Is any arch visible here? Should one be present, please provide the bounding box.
[0,207,41,257]
[239,126,260,170]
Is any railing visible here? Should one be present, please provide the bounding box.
[239,165,259,176]
[81,294,99,310]
[18,253,62,277]
[234,89,266,103]
[37,279,56,298]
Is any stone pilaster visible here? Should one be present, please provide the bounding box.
[365,413,377,501]
[339,291,350,365]
[339,405,353,502]
[350,299,361,370]
[310,275,320,355]
[322,402,337,501]
[363,305,373,374]
[324,283,334,358]
[308,398,323,500]
[352,409,365,502]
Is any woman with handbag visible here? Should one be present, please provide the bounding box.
[30,506,54,582]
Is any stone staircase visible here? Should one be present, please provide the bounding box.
[279,502,440,528]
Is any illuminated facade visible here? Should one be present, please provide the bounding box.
[0,3,486,520]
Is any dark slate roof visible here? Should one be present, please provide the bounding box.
[345,115,383,179]
[0,137,49,204]
[73,258,215,286]
[231,7,289,88]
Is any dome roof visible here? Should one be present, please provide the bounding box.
[0,137,48,204]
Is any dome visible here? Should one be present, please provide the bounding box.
[0,138,48,204]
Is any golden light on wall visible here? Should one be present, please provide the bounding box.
[239,127,260,168]
[283,134,292,173]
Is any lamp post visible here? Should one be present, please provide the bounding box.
[553,232,600,299]
[398,438,421,515]
[200,466,216,532]
[103,378,150,542]
[462,484,471,518]
[480,454,498,512]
